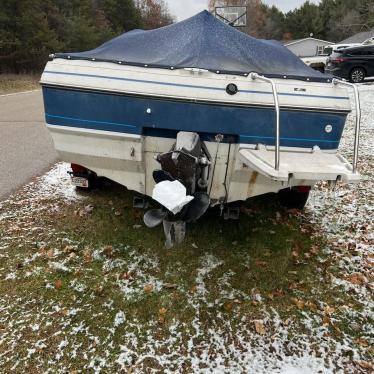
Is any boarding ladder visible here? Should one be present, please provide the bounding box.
[238,73,362,183]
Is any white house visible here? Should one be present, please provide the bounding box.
[283,37,334,58]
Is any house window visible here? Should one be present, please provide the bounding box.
[316,45,325,55]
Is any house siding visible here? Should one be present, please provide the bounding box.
[286,39,333,58]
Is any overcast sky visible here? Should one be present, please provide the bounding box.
[165,0,320,20]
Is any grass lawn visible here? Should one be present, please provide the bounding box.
[0,87,372,373]
[0,74,40,94]
[0,163,372,373]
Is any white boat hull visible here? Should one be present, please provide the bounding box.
[41,59,359,205]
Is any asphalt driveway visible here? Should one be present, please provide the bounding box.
[0,90,57,199]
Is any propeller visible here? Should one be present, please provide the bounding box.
[184,192,210,223]
[143,209,167,228]
[153,169,175,184]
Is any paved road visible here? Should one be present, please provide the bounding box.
[0,90,57,200]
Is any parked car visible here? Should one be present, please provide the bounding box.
[325,45,374,83]
[323,43,361,56]
[302,44,361,73]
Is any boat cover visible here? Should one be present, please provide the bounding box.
[55,10,331,82]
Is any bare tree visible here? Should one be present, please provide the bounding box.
[137,0,175,29]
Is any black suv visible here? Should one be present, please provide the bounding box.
[325,45,374,83]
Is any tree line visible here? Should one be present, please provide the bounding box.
[209,0,374,41]
[1,0,373,73]
[0,0,174,73]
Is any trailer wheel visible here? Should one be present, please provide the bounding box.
[278,186,311,210]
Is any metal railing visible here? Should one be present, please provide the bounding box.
[249,72,280,171]
[332,78,361,173]
[249,74,361,175]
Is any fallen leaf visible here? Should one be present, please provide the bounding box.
[348,273,368,285]
[305,301,317,311]
[163,283,177,289]
[103,245,114,257]
[223,302,233,312]
[354,338,369,347]
[310,245,319,255]
[120,272,132,280]
[272,289,284,297]
[84,253,92,263]
[291,250,299,258]
[159,307,167,315]
[144,284,154,294]
[287,208,300,215]
[133,225,142,229]
[64,245,76,254]
[192,243,198,249]
[288,282,300,290]
[84,204,94,213]
[255,259,268,267]
[95,285,104,296]
[283,318,292,326]
[323,315,331,326]
[254,320,266,335]
[189,286,197,294]
[355,360,373,371]
[55,280,62,289]
[158,307,167,323]
[324,305,335,315]
[47,249,54,258]
[78,208,88,217]
[291,298,305,309]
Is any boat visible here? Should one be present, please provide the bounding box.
[40,11,361,247]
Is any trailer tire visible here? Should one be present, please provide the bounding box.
[278,187,310,210]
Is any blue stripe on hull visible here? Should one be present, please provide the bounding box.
[42,86,347,150]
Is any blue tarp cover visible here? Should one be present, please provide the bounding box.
[55,10,330,82]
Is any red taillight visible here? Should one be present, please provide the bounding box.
[295,186,312,193]
[331,58,347,64]
[71,163,87,174]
